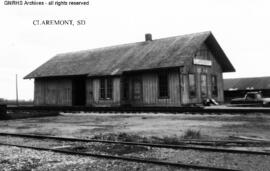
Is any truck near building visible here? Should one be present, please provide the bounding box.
[231,91,270,106]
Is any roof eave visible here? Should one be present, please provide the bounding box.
[205,33,236,73]
[24,74,89,79]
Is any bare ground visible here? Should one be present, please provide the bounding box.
[0,112,270,170]
[0,112,269,140]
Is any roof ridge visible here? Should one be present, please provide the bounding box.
[25,30,233,79]
[56,31,211,57]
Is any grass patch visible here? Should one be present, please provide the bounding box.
[92,130,203,145]
[93,132,142,142]
[89,144,149,155]
[182,129,202,139]
[162,135,182,145]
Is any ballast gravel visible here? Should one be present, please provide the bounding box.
[0,146,194,171]
[0,136,270,171]
[125,148,270,171]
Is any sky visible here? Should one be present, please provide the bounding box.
[0,0,270,100]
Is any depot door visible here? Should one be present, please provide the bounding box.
[132,77,142,102]
[72,78,86,106]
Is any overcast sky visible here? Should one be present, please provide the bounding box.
[0,0,270,100]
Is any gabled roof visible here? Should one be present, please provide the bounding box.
[24,31,235,79]
[224,76,270,90]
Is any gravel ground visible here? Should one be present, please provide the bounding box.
[1,113,270,170]
[0,146,188,171]
[1,112,270,140]
[1,136,270,171]
[125,148,270,171]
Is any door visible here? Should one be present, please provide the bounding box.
[86,80,94,105]
[72,78,86,106]
[132,77,142,101]
[200,74,207,100]
[180,74,189,104]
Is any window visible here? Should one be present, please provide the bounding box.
[123,78,129,100]
[107,78,113,99]
[200,74,207,98]
[158,73,169,98]
[211,75,218,97]
[100,78,113,99]
[133,78,142,100]
[246,93,256,100]
[100,78,106,99]
[188,74,196,98]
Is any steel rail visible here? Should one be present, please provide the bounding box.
[177,140,270,146]
[7,105,270,114]
[0,132,269,156]
[0,142,240,171]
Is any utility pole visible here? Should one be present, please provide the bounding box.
[16,74,19,106]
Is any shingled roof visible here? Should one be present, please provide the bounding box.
[24,31,235,79]
[224,77,270,90]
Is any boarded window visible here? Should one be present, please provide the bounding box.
[188,74,196,98]
[200,74,207,98]
[158,73,169,98]
[100,78,113,100]
[211,75,218,97]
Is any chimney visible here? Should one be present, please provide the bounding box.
[145,33,152,41]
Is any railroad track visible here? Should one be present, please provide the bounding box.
[7,105,270,114]
[1,133,270,171]
[0,142,239,171]
[0,132,269,155]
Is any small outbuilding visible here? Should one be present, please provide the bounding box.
[224,76,270,102]
[25,31,235,107]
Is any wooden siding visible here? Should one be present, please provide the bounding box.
[86,77,121,106]
[127,70,181,107]
[34,78,72,106]
[85,79,93,105]
[180,73,189,104]
[33,42,225,107]
[180,43,224,104]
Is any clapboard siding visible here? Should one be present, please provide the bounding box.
[34,78,72,106]
[130,70,181,106]
[34,80,44,105]
[180,43,224,104]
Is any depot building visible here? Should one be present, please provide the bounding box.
[24,31,235,107]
